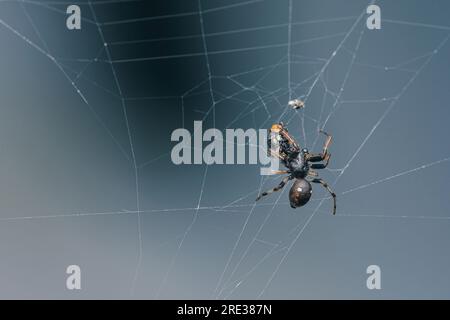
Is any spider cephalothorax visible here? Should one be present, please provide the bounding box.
[256,122,336,215]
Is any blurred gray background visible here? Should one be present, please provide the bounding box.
[0,0,449,299]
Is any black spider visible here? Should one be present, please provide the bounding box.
[256,122,336,215]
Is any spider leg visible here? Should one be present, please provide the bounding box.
[307,169,319,177]
[311,178,336,215]
[310,153,331,169]
[256,175,292,202]
[307,130,332,163]
[320,130,332,154]
[269,170,289,175]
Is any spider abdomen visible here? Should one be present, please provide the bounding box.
[289,179,312,208]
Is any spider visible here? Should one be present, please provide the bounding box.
[256,122,336,215]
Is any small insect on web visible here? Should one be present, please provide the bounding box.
[288,99,305,110]
[256,121,336,215]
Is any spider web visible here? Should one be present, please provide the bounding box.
[0,0,449,299]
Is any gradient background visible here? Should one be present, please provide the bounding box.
[0,0,449,299]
